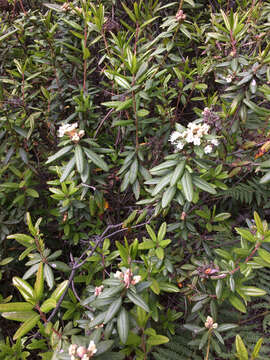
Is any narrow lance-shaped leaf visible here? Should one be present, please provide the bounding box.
[2,310,37,322]
[0,302,34,312]
[44,264,54,290]
[104,297,122,324]
[75,144,85,174]
[129,158,138,185]
[127,290,150,312]
[13,277,36,303]
[46,145,73,164]
[60,156,76,182]
[7,234,35,247]
[181,170,193,202]
[117,307,129,344]
[13,313,40,340]
[34,262,44,301]
[170,160,186,186]
[235,335,248,360]
[84,148,108,171]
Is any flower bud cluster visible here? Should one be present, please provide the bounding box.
[58,122,85,142]
[114,269,141,288]
[170,121,219,154]
[61,3,82,14]
[68,341,97,360]
[94,285,104,296]
[204,316,218,330]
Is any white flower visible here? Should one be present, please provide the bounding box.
[193,137,201,146]
[94,285,104,296]
[186,131,194,143]
[78,129,85,138]
[77,346,87,357]
[124,268,132,288]
[132,275,142,285]
[88,340,97,356]
[69,344,78,356]
[201,123,210,134]
[205,316,218,329]
[226,75,232,83]
[58,123,78,137]
[211,139,219,146]
[114,271,123,279]
[176,141,184,150]
[82,355,90,360]
[169,131,181,143]
[204,145,212,154]
[71,133,80,142]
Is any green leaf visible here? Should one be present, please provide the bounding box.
[252,338,263,358]
[127,290,150,312]
[96,340,114,356]
[216,280,223,299]
[238,286,266,296]
[213,213,231,222]
[170,160,185,186]
[159,282,180,293]
[155,247,164,260]
[193,176,217,195]
[0,302,34,312]
[258,248,270,264]
[150,279,160,295]
[75,145,85,174]
[254,211,264,234]
[146,224,157,242]
[147,335,169,346]
[151,173,172,196]
[157,222,167,242]
[104,298,122,324]
[50,280,69,301]
[40,298,57,313]
[89,311,107,328]
[60,156,76,182]
[235,334,248,360]
[235,228,255,242]
[84,148,108,171]
[161,186,176,208]
[44,264,54,290]
[259,171,270,184]
[2,310,37,322]
[129,158,138,185]
[46,145,73,164]
[34,263,44,301]
[114,76,130,89]
[13,313,40,340]
[26,188,39,198]
[150,160,178,174]
[7,234,35,247]
[117,308,129,344]
[181,170,193,202]
[138,239,155,250]
[229,294,246,313]
[13,277,36,303]
[217,323,238,332]
[0,29,18,42]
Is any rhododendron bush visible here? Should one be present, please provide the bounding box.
[0,0,270,359]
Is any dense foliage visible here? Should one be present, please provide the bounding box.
[1,0,270,359]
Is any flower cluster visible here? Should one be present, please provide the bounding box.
[204,316,218,330]
[58,123,85,142]
[169,122,219,154]
[61,2,82,14]
[114,269,141,288]
[69,341,97,360]
[94,285,104,296]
